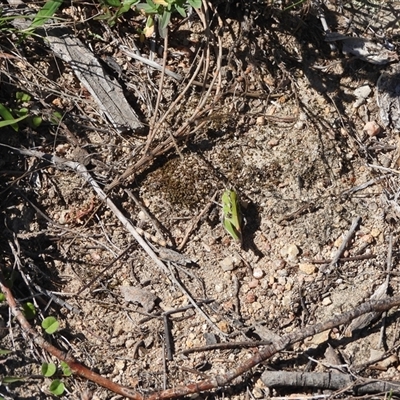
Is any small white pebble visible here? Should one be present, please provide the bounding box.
[280,244,300,262]
[322,297,332,306]
[114,360,126,373]
[215,283,224,293]
[294,120,305,129]
[253,267,264,279]
[138,211,146,221]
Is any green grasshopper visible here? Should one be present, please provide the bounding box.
[222,189,243,243]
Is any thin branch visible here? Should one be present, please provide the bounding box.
[321,216,361,274]
[145,32,169,154]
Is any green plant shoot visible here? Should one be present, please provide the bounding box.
[222,189,242,243]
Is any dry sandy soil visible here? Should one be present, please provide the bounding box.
[1,0,400,399]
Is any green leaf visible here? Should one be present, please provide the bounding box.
[158,10,170,37]
[50,111,63,125]
[22,302,36,320]
[137,2,157,13]
[104,0,121,6]
[41,362,57,377]
[0,349,12,355]
[0,104,19,131]
[145,0,157,8]
[41,316,59,334]
[28,0,63,30]
[175,4,186,17]
[16,92,31,102]
[0,114,28,130]
[222,189,242,243]
[15,108,29,117]
[122,0,140,8]
[0,292,5,302]
[60,361,72,377]
[32,116,43,128]
[49,379,65,396]
[2,376,26,384]
[188,0,201,8]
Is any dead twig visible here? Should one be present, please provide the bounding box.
[145,32,169,154]
[320,216,361,274]
[181,340,273,355]
[261,370,400,396]
[304,254,376,264]
[378,233,393,347]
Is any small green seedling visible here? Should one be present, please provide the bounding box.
[41,362,57,377]
[41,316,59,334]
[222,189,242,243]
[22,302,36,320]
[49,379,65,396]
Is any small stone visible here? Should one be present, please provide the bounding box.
[280,244,300,262]
[364,120,381,136]
[299,263,316,275]
[55,143,70,154]
[248,279,259,288]
[215,283,224,293]
[304,329,330,345]
[137,211,147,221]
[268,276,275,285]
[245,292,256,303]
[219,255,240,272]
[361,234,374,244]
[277,276,286,285]
[252,387,264,399]
[114,359,126,373]
[125,339,136,348]
[120,285,158,313]
[252,301,262,311]
[253,267,264,279]
[256,116,265,125]
[353,84,371,108]
[276,268,288,277]
[322,296,332,306]
[370,228,381,238]
[268,138,279,147]
[204,332,218,345]
[369,349,385,362]
[294,120,305,129]
[217,320,231,333]
[333,236,343,248]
